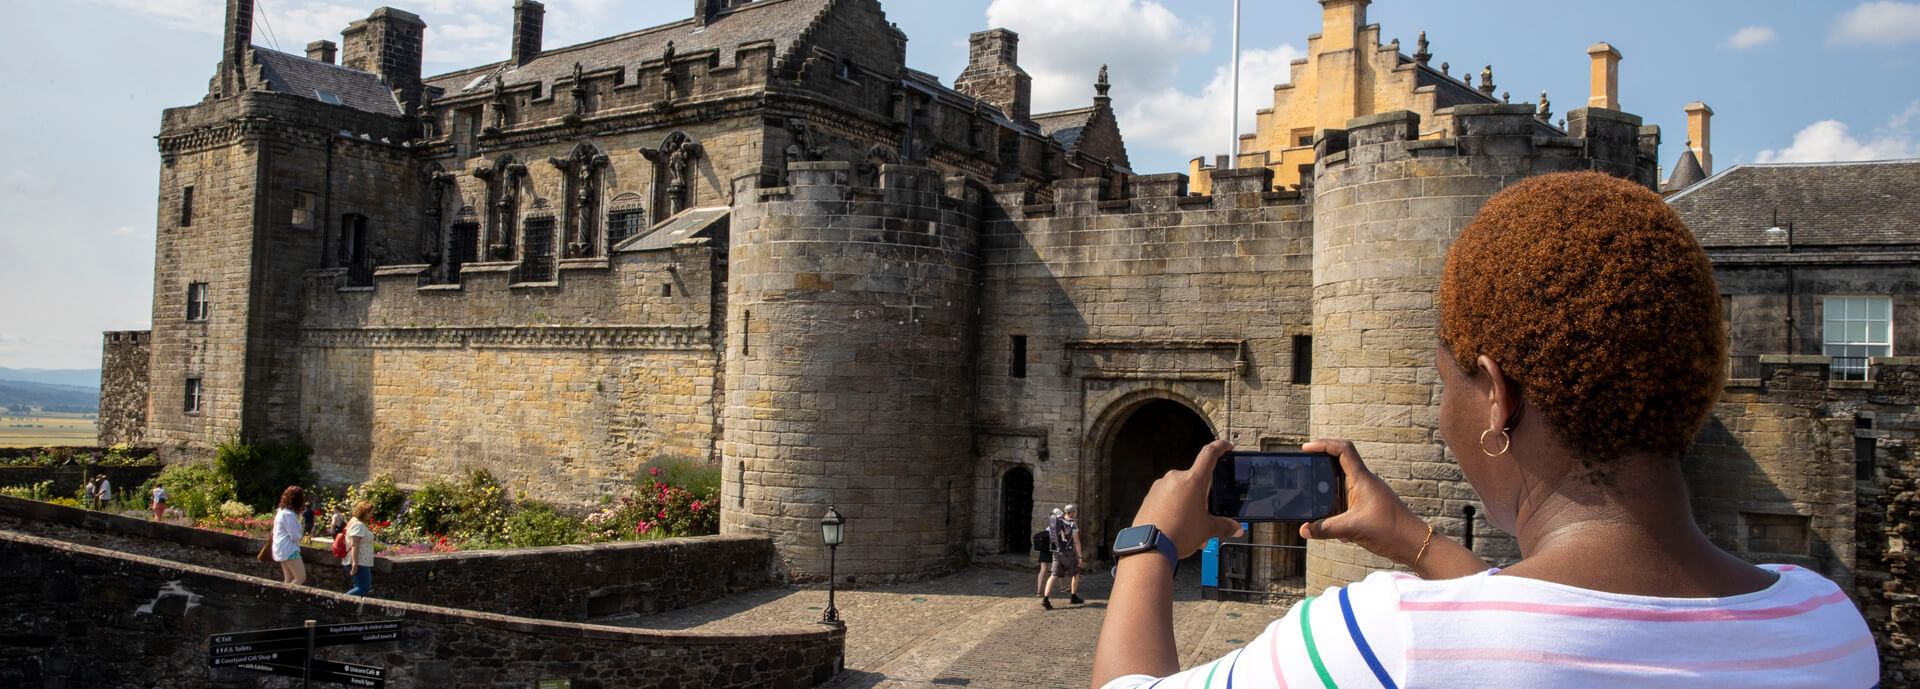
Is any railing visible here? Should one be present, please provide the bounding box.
[1728,355,1763,379]
[345,261,375,287]
[1203,540,1306,600]
[1831,357,1873,381]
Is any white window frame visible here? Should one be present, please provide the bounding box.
[186,282,210,321]
[1823,296,1892,381]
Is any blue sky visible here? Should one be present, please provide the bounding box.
[3,0,1917,370]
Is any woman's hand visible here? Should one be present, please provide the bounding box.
[1300,439,1488,578]
[1299,439,1428,566]
[1131,440,1246,557]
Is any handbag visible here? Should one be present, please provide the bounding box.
[256,540,274,563]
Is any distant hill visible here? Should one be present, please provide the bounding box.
[0,367,100,389]
[0,380,99,413]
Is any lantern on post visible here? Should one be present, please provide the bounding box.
[820,505,846,625]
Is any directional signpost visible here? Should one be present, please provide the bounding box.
[207,619,401,688]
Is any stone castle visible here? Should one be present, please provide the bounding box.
[98,4,1916,668]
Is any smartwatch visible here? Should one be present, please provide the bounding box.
[1111,524,1179,571]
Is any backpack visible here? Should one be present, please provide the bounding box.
[1031,530,1050,553]
[331,530,349,559]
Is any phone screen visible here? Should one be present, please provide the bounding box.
[1209,451,1343,522]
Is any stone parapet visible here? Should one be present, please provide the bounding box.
[0,529,841,689]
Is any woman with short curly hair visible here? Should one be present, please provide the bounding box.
[1094,172,1878,688]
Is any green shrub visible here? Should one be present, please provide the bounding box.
[499,501,585,548]
[403,476,461,536]
[0,481,55,501]
[351,474,406,522]
[636,455,720,497]
[144,462,237,521]
[213,434,316,512]
[217,500,254,520]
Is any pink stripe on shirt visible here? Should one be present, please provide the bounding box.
[1408,633,1874,674]
[1399,590,1849,622]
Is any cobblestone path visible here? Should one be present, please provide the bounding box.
[601,560,1302,689]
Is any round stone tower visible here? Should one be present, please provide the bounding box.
[1307,104,1659,590]
[721,160,984,583]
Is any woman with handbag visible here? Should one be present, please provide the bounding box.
[270,486,308,585]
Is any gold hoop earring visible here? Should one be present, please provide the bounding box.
[1479,428,1511,457]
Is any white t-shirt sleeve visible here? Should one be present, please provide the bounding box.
[1098,571,1409,689]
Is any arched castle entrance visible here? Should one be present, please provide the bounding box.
[1093,395,1216,559]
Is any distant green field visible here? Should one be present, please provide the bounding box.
[0,411,98,448]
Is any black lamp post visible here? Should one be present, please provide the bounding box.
[820,505,845,625]
[1766,214,1796,355]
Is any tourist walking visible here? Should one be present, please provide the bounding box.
[1041,504,1083,609]
[328,507,348,537]
[82,476,100,509]
[1034,507,1060,598]
[271,486,308,585]
[150,485,169,521]
[95,475,112,508]
[342,501,377,596]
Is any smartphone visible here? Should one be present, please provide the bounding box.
[1208,451,1344,522]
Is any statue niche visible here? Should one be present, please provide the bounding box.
[640,131,703,224]
[548,143,611,258]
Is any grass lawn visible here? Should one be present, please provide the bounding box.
[0,412,99,448]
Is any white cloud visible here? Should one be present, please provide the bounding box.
[984,0,1212,113]
[1725,25,1776,49]
[1121,45,1304,164]
[1755,100,1920,163]
[81,0,216,32]
[111,225,141,237]
[1833,2,1920,44]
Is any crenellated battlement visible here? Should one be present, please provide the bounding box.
[990,167,1306,221]
[1317,105,1658,189]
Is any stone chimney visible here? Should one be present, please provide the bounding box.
[307,40,337,64]
[513,0,545,65]
[1586,42,1622,110]
[341,8,427,112]
[693,0,727,28]
[1685,101,1714,176]
[219,0,255,95]
[954,29,1032,122]
[1317,0,1369,53]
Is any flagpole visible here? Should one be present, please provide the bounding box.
[1230,0,1241,169]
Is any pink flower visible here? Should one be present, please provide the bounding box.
[649,467,661,476]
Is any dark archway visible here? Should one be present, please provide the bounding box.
[1102,399,1214,558]
[1000,467,1034,554]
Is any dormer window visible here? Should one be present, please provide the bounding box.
[315,90,343,106]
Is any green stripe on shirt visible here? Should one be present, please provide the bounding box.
[1300,596,1337,688]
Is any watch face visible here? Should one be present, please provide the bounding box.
[1113,525,1156,553]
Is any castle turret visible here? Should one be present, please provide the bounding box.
[721,162,985,582]
[1307,104,1658,590]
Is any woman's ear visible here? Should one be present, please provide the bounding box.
[1477,355,1522,431]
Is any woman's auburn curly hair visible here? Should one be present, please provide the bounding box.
[1440,171,1726,469]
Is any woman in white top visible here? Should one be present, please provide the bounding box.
[343,501,377,596]
[1092,173,1879,689]
[270,485,308,585]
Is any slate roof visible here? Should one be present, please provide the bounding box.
[1033,105,1095,149]
[614,207,728,253]
[1663,148,1705,193]
[1667,159,1920,248]
[423,0,836,98]
[252,47,403,116]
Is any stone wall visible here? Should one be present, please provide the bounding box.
[1306,105,1659,591]
[974,169,1313,562]
[720,161,984,582]
[0,466,162,501]
[0,530,842,689]
[0,495,774,621]
[99,330,150,447]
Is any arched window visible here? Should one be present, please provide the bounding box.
[606,192,647,247]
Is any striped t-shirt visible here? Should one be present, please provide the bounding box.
[1101,564,1878,689]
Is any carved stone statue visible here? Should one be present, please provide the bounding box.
[1095,64,1110,97]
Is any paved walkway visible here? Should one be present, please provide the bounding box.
[601,559,1302,689]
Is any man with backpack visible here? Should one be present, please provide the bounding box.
[1041,504,1084,610]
